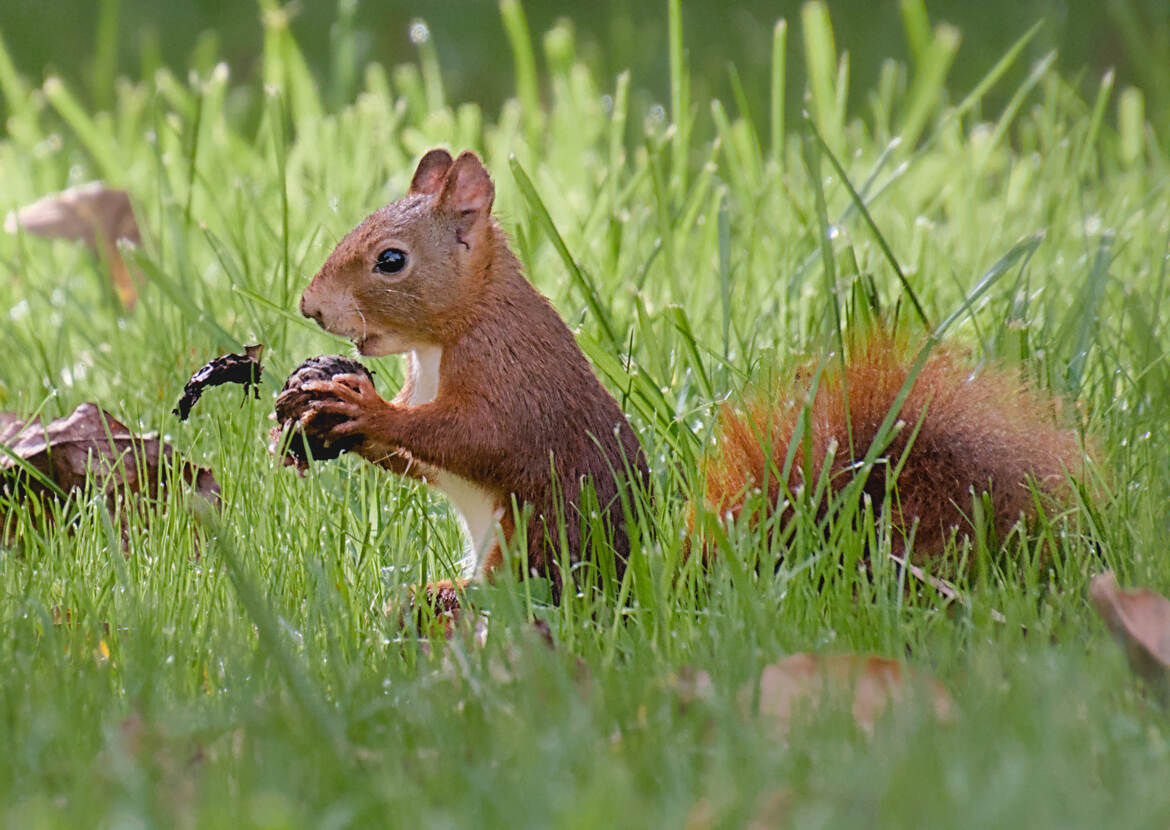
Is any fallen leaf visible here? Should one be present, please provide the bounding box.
[4,182,140,248]
[100,711,204,814]
[0,402,219,535]
[685,790,792,830]
[1090,570,1170,695]
[0,412,27,445]
[745,789,792,830]
[174,344,265,420]
[670,664,716,709]
[5,182,141,308]
[678,653,954,737]
[751,653,955,735]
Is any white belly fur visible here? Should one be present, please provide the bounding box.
[407,345,503,577]
[431,470,504,577]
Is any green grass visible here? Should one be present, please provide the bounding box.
[2,2,1170,827]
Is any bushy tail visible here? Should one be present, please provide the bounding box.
[697,330,1091,562]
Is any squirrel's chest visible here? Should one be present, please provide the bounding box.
[404,345,504,575]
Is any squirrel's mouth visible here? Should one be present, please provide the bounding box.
[350,327,417,357]
[353,335,376,355]
[353,333,399,357]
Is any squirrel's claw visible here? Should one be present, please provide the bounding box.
[301,373,381,405]
[294,404,331,438]
[331,372,376,392]
[297,375,390,445]
[299,397,359,424]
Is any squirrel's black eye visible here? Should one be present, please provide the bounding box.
[374,248,407,274]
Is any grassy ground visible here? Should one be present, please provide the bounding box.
[2,2,1169,827]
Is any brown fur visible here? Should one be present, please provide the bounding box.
[299,149,648,600]
[699,330,1089,563]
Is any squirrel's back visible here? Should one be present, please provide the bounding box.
[700,330,1089,561]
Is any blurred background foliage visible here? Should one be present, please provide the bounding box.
[0,0,1167,136]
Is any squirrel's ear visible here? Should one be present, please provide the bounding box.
[409,149,454,195]
[437,151,495,243]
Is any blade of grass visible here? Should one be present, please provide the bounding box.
[668,0,690,195]
[500,0,540,148]
[1059,234,1113,395]
[509,156,620,351]
[975,51,1056,172]
[42,77,122,180]
[801,0,844,155]
[0,29,29,120]
[208,518,349,762]
[1077,69,1115,178]
[770,19,788,168]
[900,0,932,64]
[413,18,446,113]
[91,0,120,112]
[805,114,930,328]
[898,22,961,150]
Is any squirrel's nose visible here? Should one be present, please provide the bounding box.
[300,293,324,326]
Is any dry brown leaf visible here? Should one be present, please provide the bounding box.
[680,653,954,737]
[99,711,203,813]
[4,182,141,308]
[685,790,792,830]
[748,653,955,735]
[0,412,27,445]
[1089,571,1170,695]
[0,402,219,534]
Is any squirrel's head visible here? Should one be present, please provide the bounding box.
[300,148,497,355]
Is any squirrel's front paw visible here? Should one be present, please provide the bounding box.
[297,372,391,447]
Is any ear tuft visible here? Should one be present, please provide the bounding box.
[438,152,495,229]
[409,149,454,196]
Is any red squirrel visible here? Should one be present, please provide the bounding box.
[698,329,1089,563]
[297,149,648,608]
[296,148,1088,607]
